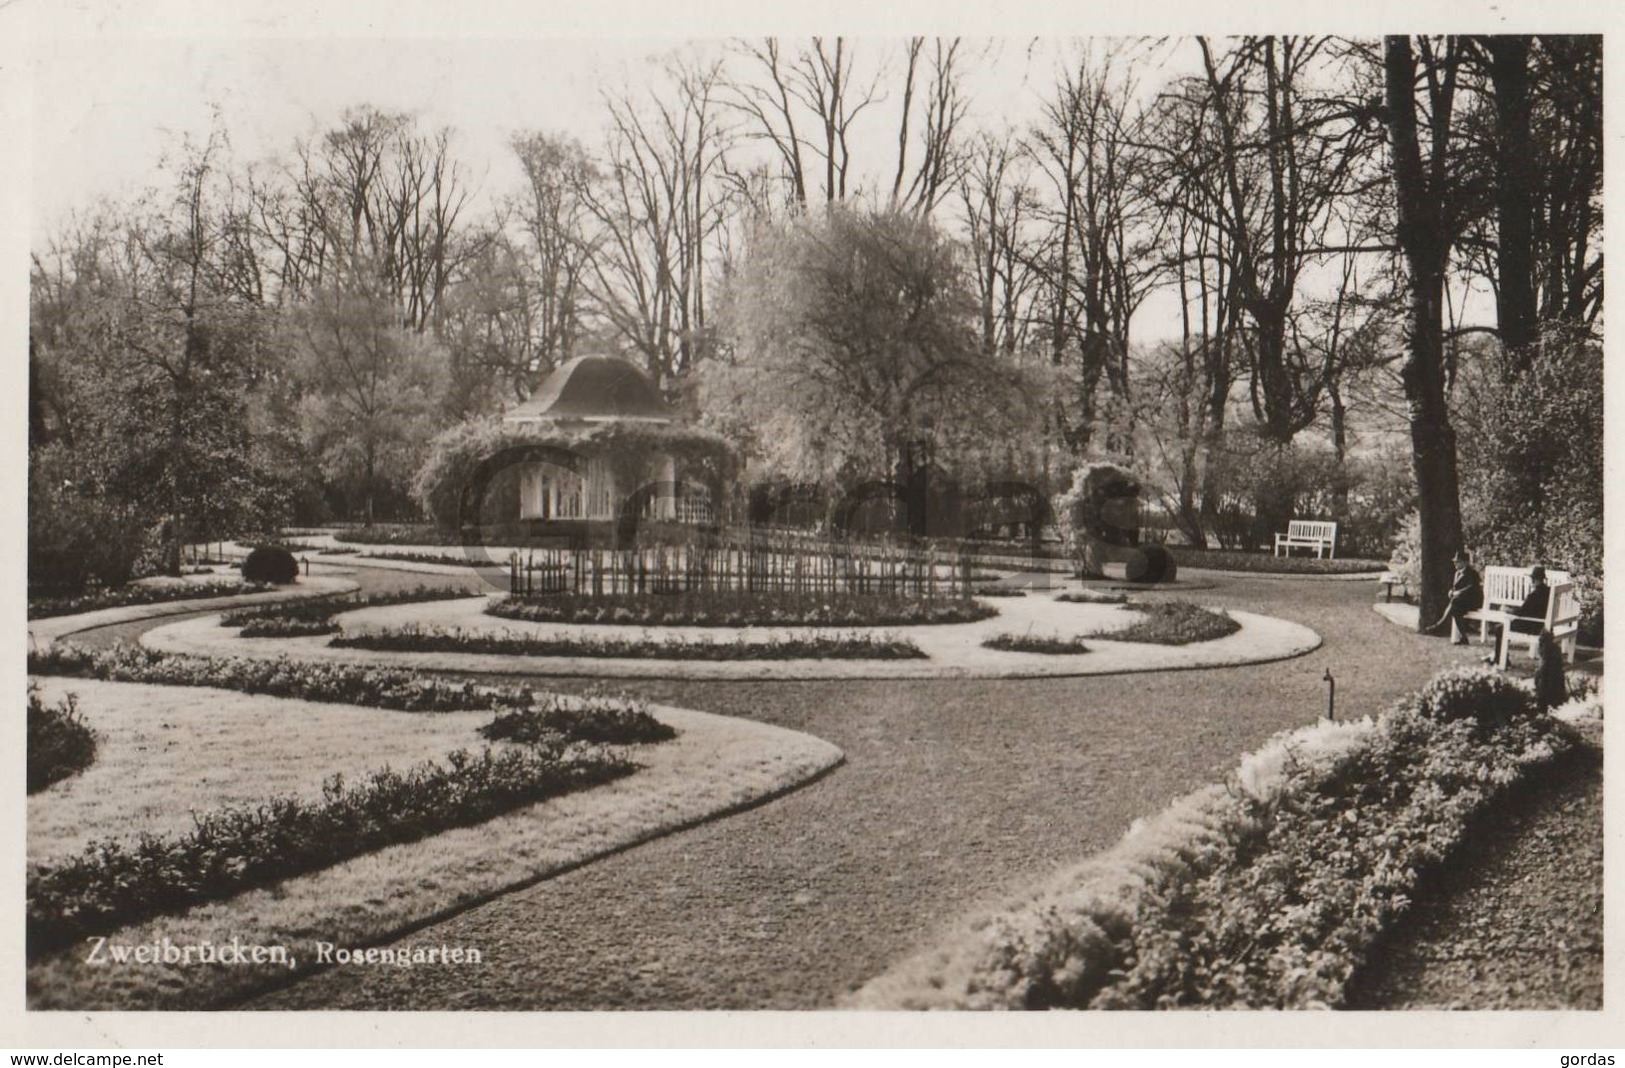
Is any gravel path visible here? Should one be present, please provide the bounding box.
[1344,741,1604,1010]
[244,574,1510,1010]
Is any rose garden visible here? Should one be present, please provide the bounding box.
[26,35,1603,1014]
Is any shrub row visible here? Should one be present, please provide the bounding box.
[332,625,927,661]
[1166,547,1386,575]
[221,585,476,639]
[27,683,98,794]
[27,580,272,621]
[1094,602,1240,645]
[26,744,635,957]
[850,668,1588,1010]
[488,591,997,628]
[32,642,554,714]
[982,633,1090,655]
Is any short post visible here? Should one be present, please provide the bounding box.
[1322,668,1336,721]
[302,555,310,577]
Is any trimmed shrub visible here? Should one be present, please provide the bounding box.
[242,546,299,585]
[1533,631,1569,712]
[1415,666,1535,729]
[26,744,634,957]
[27,683,97,793]
[1124,545,1176,583]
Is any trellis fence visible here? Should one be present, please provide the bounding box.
[508,539,977,599]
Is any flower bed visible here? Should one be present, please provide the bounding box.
[221,585,475,638]
[28,642,615,717]
[332,625,927,661]
[27,580,272,621]
[487,591,995,628]
[851,669,1591,1010]
[27,683,97,794]
[26,743,635,958]
[1055,589,1129,605]
[333,523,473,546]
[358,549,483,566]
[479,693,677,746]
[1087,601,1240,645]
[981,633,1090,655]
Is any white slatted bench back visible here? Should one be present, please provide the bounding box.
[1286,520,1337,544]
[1482,566,1572,612]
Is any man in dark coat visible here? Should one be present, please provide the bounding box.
[1482,564,1551,664]
[1433,550,1483,644]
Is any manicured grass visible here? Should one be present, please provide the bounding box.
[1088,601,1240,645]
[28,580,273,620]
[28,742,636,958]
[25,679,502,860]
[332,625,928,661]
[488,591,995,628]
[981,632,1090,655]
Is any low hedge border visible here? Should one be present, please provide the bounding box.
[1170,547,1387,575]
[487,592,996,628]
[26,743,635,958]
[850,668,1597,1010]
[28,581,273,621]
[332,625,928,661]
[26,642,658,732]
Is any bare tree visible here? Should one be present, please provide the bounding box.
[578,55,733,384]
[892,37,972,213]
[1026,49,1160,456]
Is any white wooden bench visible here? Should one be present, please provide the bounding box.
[1462,565,1579,667]
[1274,520,1338,559]
[1377,571,1410,603]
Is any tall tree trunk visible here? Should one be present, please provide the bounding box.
[1385,36,1465,630]
[1488,35,1538,366]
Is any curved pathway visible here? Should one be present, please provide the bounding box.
[246,572,1500,1010]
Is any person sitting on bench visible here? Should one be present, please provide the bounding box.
[1432,549,1482,644]
[1481,564,1551,663]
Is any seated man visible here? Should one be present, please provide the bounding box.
[1432,550,1483,644]
[1482,564,1551,663]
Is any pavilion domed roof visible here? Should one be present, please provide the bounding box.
[503,354,675,424]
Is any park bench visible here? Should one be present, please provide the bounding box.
[1273,519,1338,559]
[1462,565,1579,668]
[1377,571,1410,603]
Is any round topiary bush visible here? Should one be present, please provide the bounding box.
[242,546,299,585]
[1125,545,1177,584]
[1415,666,1534,729]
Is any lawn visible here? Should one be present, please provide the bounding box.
[27,677,497,862]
